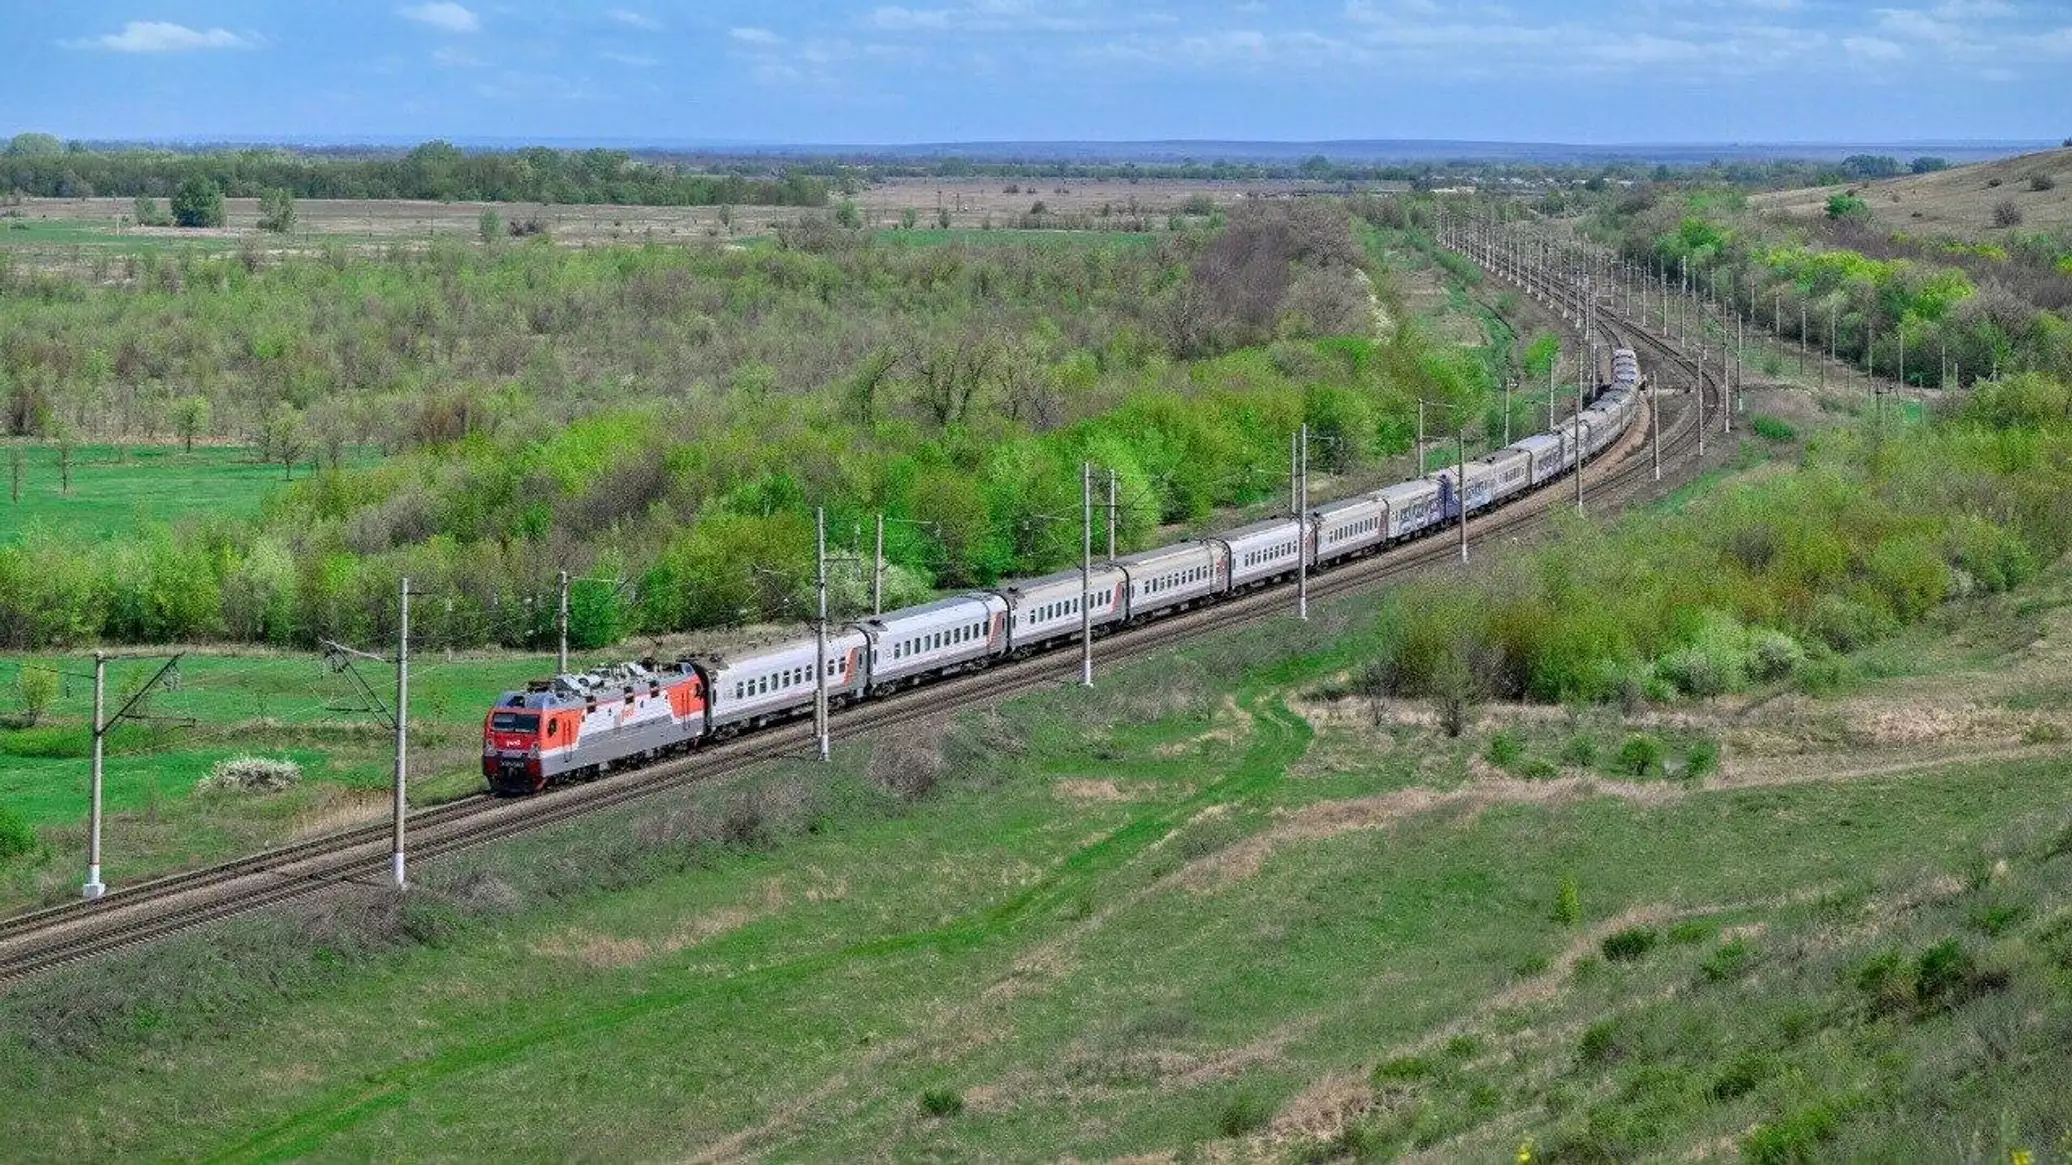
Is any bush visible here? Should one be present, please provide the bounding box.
[1484,729,1525,770]
[14,664,58,725]
[1601,926,1659,962]
[1710,1052,1778,1101]
[1577,1019,1621,1063]
[1744,1100,1844,1164]
[1616,734,1664,777]
[1994,200,2024,228]
[1217,1087,1275,1137]
[1748,632,1806,683]
[1749,414,1796,442]
[196,755,302,795]
[0,800,35,860]
[1806,595,1894,653]
[1683,737,1720,779]
[1657,647,1729,699]
[918,1087,964,1117]
[1561,734,1598,768]
[1700,937,1755,982]
[2029,172,2057,192]
[1824,193,1870,223]
[1554,875,1582,926]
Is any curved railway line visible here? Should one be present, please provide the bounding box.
[0,240,1727,985]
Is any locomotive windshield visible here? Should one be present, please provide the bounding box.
[490,712,541,733]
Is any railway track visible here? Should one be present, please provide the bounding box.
[0,245,1723,985]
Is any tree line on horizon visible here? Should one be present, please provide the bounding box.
[1,135,830,208]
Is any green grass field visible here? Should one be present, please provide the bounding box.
[3,552,2069,1161]
[1,444,299,544]
[0,650,564,909]
[0,217,238,252]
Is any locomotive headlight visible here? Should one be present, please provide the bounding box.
[527,743,540,758]
[483,740,495,755]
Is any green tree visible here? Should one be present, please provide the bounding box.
[15,665,58,726]
[834,199,862,230]
[171,395,211,451]
[936,206,951,229]
[4,132,63,157]
[263,406,307,480]
[256,187,296,233]
[170,176,225,228]
[901,206,918,230]
[132,194,169,227]
[1909,156,1949,174]
[478,207,502,243]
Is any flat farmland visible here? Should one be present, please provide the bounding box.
[1,177,1352,262]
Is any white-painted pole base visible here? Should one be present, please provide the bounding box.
[83,867,105,900]
[391,851,407,890]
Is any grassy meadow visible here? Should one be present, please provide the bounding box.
[0,443,298,545]
[0,650,560,910]
[3,525,2070,1161]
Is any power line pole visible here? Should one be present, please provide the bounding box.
[556,570,569,674]
[1416,399,1425,476]
[873,512,885,615]
[815,507,830,761]
[1457,429,1469,563]
[83,652,106,900]
[1503,377,1513,446]
[1080,461,1094,688]
[1297,424,1310,620]
[392,576,409,891]
[1651,374,1662,482]
[1697,347,1708,459]
[1574,375,1585,514]
[1107,468,1117,561]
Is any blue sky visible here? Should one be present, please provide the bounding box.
[6,1,2071,145]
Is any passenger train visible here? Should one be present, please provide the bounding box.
[483,350,1647,793]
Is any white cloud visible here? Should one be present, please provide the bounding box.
[1877,8,1963,42]
[398,3,479,33]
[608,8,662,31]
[67,21,258,52]
[731,27,784,44]
[432,46,486,67]
[601,50,659,66]
[867,2,1174,34]
[1843,34,1906,60]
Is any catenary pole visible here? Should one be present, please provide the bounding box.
[1297,424,1310,621]
[872,512,884,615]
[83,652,106,899]
[1081,461,1093,687]
[392,576,409,890]
[1457,430,1469,563]
[815,507,830,761]
[1651,373,1663,482]
[1107,468,1117,561]
[556,570,569,674]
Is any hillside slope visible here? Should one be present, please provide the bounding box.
[1753,146,2072,235]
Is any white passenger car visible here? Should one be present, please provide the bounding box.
[861,592,1009,692]
[1117,541,1228,621]
[1312,494,1389,564]
[1211,517,1309,590]
[705,631,869,733]
[997,565,1127,653]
